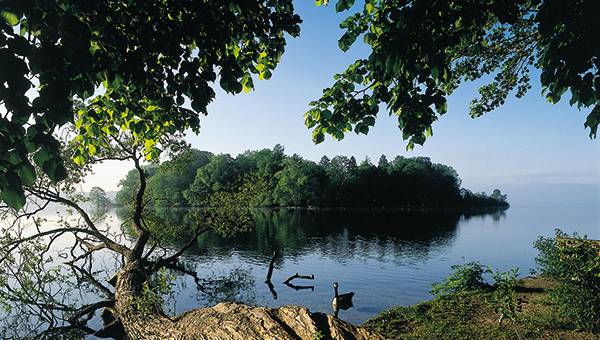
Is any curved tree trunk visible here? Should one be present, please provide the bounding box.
[107,263,384,339]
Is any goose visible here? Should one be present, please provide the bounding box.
[332,282,354,312]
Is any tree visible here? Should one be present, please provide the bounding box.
[149,149,213,207]
[1,0,558,336]
[273,155,323,206]
[0,120,265,337]
[115,148,502,210]
[115,165,158,206]
[305,0,599,149]
[319,155,331,167]
[185,154,239,205]
[0,0,301,210]
[491,189,508,202]
[377,155,389,169]
[88,186,110,209]
[0,1,302,337]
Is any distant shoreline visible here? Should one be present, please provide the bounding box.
[112,204,509,213]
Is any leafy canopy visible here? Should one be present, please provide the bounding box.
[3,0,599,210]
[0,0,301,209]
[306,0,600,149]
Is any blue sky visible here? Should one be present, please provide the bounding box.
[86,1,600,205]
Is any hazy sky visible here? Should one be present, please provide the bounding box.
[84,1,600,203]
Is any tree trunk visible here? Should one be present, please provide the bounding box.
[108,263,384,339]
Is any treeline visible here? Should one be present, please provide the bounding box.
[116,145,509,209]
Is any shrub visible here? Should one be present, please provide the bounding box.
[489,268,520,325]
[430,261,490,297]
[533,229,600,332]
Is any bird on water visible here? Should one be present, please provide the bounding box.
[332,282,354,314]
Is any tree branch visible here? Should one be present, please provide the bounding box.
[150,224,210,272]
[130,156,150,260]
[28,187,131,257]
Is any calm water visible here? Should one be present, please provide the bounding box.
[5,204,598,335]
[129,205,599,325]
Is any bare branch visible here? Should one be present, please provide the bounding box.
[27,187,131,257]
[150,224,210,272]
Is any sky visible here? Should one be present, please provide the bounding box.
[84,1,600,207]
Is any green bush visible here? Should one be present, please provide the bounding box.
[534,230,600,332]
[489,268,520,325]
[430,261,490,297]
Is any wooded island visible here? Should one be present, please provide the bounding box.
[116,146,509,209]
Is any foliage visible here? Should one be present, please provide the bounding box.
[432,261,522,325]
[0,226,77,337]
[490,189,508,202]
[115,165,158,206]
[0,0,301,209]
[307,0,599,149]
[184,153,241,205]
[430,262,490,297]
[133,268,176,318]
[533,230,600,331]
[312,330,325,340]
[203,174,267,238]
[2,0,598,211]
[363,278,586,339]
[0,126,271,336]
[272,155,322,206]
[119,147,508,209]
[88,186,111,208]
[149,149,213,207]
[489,268,521,325]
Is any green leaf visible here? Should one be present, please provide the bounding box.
[312,129,325,143]
[89,40,100,56]
[49,162,67,182]
[584,106,600,139]
[336,0,355,12]
[332,129,345,140]
[304,114,316,128]
[1,10,20,26]
[425,126,433,137]
[33,149,52,168]
[338,32,357,52]
[144,139,156,150]
[17,162,36,186]
[1,187,26,210]
[73,154,86,166]
[229,3,241,14]
[354,122,369,134]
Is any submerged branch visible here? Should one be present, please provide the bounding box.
[284,272,315,284]
[265,248,279,283]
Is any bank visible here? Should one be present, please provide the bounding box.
[362,276,599,339]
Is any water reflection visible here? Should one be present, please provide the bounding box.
[133,208,504,264]
[114,207,510,323]
[7,203,600,335]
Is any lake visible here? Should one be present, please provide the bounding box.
[4,204,599,336]
[122,205,599,325]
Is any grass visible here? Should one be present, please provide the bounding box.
[363,277,599,339]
